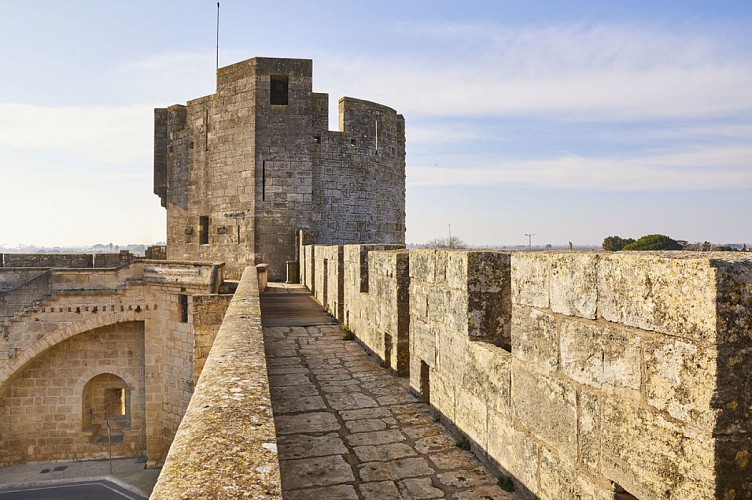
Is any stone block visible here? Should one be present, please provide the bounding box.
[454,389,487,449]
[411,321,436,368]
[550,253,597,319]
[409,250,436,283]
[577,391,600,471]
[597,254,716,342]
[538,448,614,500]
[445,251,468,291]
[713,257,752,345]
[511,253,550,309]
[559,319,641,390]
[430,372,455,421]
[487,410,538,491]
[463,343,511,415]
[512,365,577,459]
[714,435,752,499]
[512,306,558,373]
[601,395,715,500]
[644,337,717,430]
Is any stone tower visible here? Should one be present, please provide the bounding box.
[154,57,406,280]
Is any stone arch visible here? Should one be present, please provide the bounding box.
[0,311,141,391]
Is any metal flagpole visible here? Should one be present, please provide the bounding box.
[216,2,220,88]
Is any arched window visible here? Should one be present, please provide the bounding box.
[82,373,130,440]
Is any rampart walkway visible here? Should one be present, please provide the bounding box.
[260,283,515,499]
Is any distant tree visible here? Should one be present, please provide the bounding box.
[622,234,683,251]
[424,235,467,249]
[602,236,635,251]
[712,245,737,252]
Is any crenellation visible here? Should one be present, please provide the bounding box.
[301,244,752,498]
[156,57,404,280]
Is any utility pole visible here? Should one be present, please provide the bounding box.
[525,233,535,251]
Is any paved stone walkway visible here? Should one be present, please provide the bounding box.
[262,284,516,499]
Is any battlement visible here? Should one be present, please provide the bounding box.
[300,244,752,498]
[154,57,405,280]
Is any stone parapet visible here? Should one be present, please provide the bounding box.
[301,245,752,499]
[151,265,281,499]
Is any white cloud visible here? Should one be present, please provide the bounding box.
[408,145,752,191]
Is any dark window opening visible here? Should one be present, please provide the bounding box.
[420,361,430,404]
[314,135,321,144]
[270,76,289,105]
[262,161,266,201]
[199,216,209,245]
[351,138,356,146]
[179,294,188,323]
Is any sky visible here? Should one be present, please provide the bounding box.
[0,1,751,248]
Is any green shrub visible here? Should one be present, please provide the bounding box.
[622,234,682,251]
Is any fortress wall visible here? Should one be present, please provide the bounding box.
[0,321,146,464]
[151,265,281,499]
[342,245,408,373]
[311,98,405,247]
[303,245,752,499]
[0,261,223,468]
[192,294,233,382]
[312,245,343,319]
[2,254,93,268]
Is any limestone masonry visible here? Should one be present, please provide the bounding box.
[154,57,406,281]
[1,56,750,499]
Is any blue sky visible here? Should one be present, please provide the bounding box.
[1,1,750,248]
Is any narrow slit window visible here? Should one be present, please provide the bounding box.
[178,294,188,323]
[199,216,209,245]
[270,76,289,105]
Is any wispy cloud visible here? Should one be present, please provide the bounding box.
[408,145,752,191]
[319,22,752,121]
[0,103,152,164]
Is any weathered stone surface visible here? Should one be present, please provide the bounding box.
[430,371,456,421]
[151,267,281,499]
[357,457,434,482]
[511,253,550,309]
[275,412,341,435]
[352,443,417,462]
[398,477,444,499]
[358,480,402,500]
[512,366,577,459]
[280,455,355,490]
[538,448,613,500]
[644,337,717,429]
[550,253,597,319]
[512,306,558,372]
[276,433,348,460]
[577,391,600,471]
[601,396,715,500]
[597,254,717,342]
[345,429,406,447]
[455,389,488,449]
[559,319,641,390]
[464,343,512,414]
[284,484,359,500]
[487,410,539,491]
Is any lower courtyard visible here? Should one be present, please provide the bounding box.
[262,284,516,499]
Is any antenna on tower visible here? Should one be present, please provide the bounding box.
[216,2,220,88]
